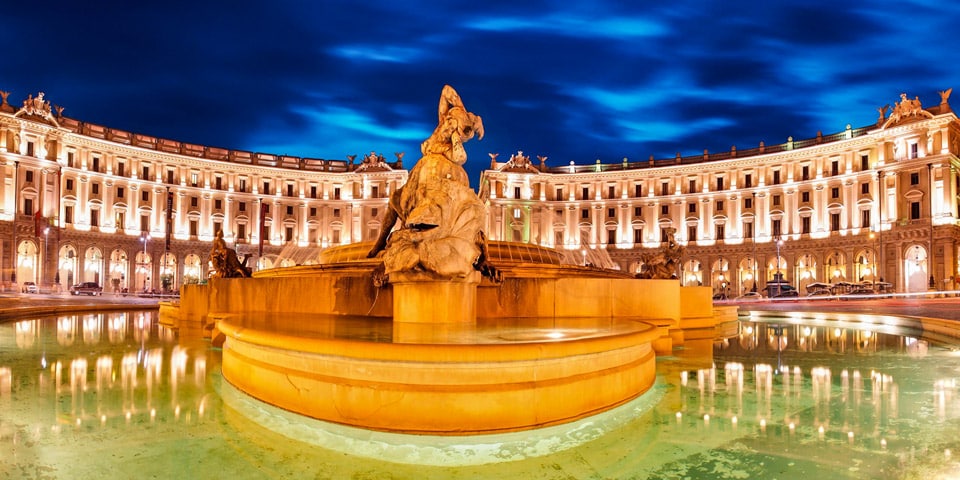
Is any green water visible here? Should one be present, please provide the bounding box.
[0,311,958,479]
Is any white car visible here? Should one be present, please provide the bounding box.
[21,281,38,294]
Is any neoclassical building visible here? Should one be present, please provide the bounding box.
[0,90,407,293]
[481,90,960,296]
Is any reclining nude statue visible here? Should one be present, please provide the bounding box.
[368,85,499,281]
[210,229,252,278]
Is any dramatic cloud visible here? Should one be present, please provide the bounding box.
[1,1,958,186]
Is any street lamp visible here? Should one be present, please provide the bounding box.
[42,227,49,288]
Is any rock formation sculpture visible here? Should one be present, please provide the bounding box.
[368,85,497,280]
[636,227,683,279]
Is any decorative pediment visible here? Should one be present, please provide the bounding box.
[13,91,61,127]
[354,151,395,172]
[880,92,934,129]
[498,150,540,174]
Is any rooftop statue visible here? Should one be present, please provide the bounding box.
[209,230,252,278]
[368,85,498,281]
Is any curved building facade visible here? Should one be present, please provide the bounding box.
[0,90,407,293]
[481,91,960,296]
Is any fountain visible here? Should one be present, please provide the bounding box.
[171,85,730,436]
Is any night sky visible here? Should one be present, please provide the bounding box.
[1,1,958,187]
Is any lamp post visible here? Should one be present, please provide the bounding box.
[140,233,149,291]
[42,227,49,288]
[774,233,785,296]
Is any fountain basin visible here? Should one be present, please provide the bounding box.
[217,314,660,434]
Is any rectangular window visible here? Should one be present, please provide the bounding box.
[773,170,781,185]
[801,165,809,181]
[213,221,222,236]
[910,172,920,185]
[332,230,341,244]
[688,226,697,242]
[861,183,870,194]
[25,170,34,183]
[239,178,247,193]
[371,186,379,199]
[92,157,100,172]
[801,191,809,203]
[633,228,642,243]
[237,224,247,241]
[660,229,670,243]
[239,202,246,212]
[190,196,198,207]
[26,142,34,157]
[607,208,615,218]
[140,215,149,232]
[744,197,753,209]
[831,161,839,176]
[263,182,271,195]
[333,208,341,218]
[117,162,125,177]
[65,205,74,224]
[831,213,840,231]
[287,184,295,197]
[861,154,869,170]
[191,172,199,187]
[311,186,318,199]
[142,190,149,202]
[310,207,317,217]
[189,220,198,236]
[861,210,870,228]
[92,183,100,195]
[90,209,99,227]
[634,184,642,197]
[661,182,669,196]
[716,177,724,191]
[334,187,340,199]
[66,178,74,190]
[744,222,753,239]
[634,206,642,216]
[688,203,696,213]
[23,198,33,216]
[801,216,811,234]
[581,209,589,219]
[166,169,175,184]
[772,219,782,237]
[285,227,294,242]
[608,186,615,199]
[67,151,75,167]
[117,187,124,198]
[745,174,752,188]
[143,166,151,180]
[689,179,696,193]
[607,229,616,245]
[286,206,294,215]
[831,187,840,199]
[773,194,780,206]
[215,199,222,210]
[910,201,921,219]
[582,187,589,199]
[715,224,725,240]
[910,143,918,159]
[661,205,669,215]
[556,188,563,200]
[716,200,724,211]
[215,176,222,190]
[116,212,125,230]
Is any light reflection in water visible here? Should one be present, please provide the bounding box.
[0,312,956,478]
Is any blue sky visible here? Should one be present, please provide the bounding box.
[1,1,958,186]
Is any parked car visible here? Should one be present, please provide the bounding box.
[70,282,103,296]
[21,281,38,294]
[763,282,799,298]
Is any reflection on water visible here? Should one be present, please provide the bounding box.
[0,311,958,479]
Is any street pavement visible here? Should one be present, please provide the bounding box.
[727,295,960,322]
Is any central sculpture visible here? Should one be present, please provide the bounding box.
[368,85,495,280]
